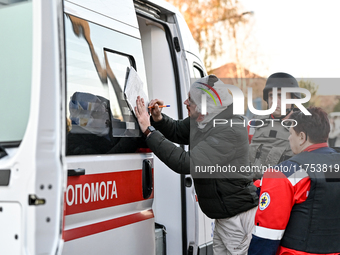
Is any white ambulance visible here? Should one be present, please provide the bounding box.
[0,0,214,254]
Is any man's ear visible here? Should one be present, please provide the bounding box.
[299,131,307,146]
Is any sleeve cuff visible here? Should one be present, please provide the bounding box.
[253,226,285,240]
[151,114,166,128]
[145,130,162,142]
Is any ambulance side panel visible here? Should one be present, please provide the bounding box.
[62,1,155,254]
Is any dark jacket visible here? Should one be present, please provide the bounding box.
[146,105,258,219]
[281,149,340,254]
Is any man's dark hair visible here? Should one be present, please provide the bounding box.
[290,107,330,144]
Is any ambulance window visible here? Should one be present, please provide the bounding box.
[193,64,204,78]
[64,14,147,155]
[104,49,135,123]
[0,1,32,147]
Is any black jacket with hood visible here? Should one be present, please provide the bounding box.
[146,105,258,219]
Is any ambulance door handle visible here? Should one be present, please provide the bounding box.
[142,159,153,199]
[68,168,85,176]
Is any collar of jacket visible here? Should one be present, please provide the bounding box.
[197,103,234,133]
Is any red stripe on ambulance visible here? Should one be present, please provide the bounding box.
[66,170,153,215]
[64,209,154,242]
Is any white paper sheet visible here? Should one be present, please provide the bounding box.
[124,67,149,115]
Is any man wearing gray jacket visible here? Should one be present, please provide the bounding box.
[135,75,258,255]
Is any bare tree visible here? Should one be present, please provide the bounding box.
[298,80,319,108]
[332,99,340,112]
[167,0,250,71]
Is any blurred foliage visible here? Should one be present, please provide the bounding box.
[333,100,340,112]
[298,79,319,108]
[167,0,248,71]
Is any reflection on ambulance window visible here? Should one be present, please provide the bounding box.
[64,14,147,155]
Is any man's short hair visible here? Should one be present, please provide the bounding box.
[290,107,330,144]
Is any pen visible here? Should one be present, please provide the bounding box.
[148,105,170,109]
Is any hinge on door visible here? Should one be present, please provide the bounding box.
[174,37,181,52]
[188,245,194,255]
[28,194,46,206]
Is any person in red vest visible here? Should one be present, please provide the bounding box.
[248,107,340,255]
